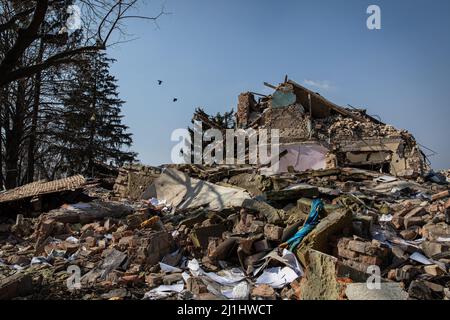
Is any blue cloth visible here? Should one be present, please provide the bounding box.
[286,198,324,251]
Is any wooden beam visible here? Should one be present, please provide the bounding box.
[263,82,277,90]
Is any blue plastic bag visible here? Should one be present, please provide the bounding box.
[286,198,324,251]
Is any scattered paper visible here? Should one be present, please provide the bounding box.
[31,256,52,266]
[221,281,250,300]
[254,249,303,277]
[171,230,180,238]
[379,214,393,222]
[181,272,191,283]
[187,259,201,276]
[149,197,167,207]
[204,268,246,285]
[187,259,246,285]
[65,236,79,244]
[255,266,299,289]
[12,265,25,270]
[159,262,182,273]
[144,283,184,299]
[152,283,184,293]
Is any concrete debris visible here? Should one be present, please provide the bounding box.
[0,79,449,300]
[345,282,408,300]
[113,164,161,200]
[333,237,390,273]
[251,284,276,300]
[227,79,430,178]
[141,168,251,211]
[0,164,448,301]
[0,273,33,300]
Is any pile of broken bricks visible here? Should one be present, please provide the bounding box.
[0,164,449,300]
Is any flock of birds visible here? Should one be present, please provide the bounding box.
[157,80,177,102]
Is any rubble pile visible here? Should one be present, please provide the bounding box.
[439,170,450,183]
[0,164,448,300]
[317,114,400,140]
[333,237,391,273]
[0,78,448,300]
[231,79,429,178]
[113,164,161,200]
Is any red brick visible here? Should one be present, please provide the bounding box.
[347,240,368,254]
[358,254,382,266]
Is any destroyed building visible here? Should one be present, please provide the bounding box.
[0,80,448,301]
[232,79,429,178]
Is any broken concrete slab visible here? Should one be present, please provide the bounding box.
[265,184,319,201]
[421,241,450,259]
[227,173,271,197]
[113,164,161,199]
[263,224,284,242]
[297,250,344,300]
[81,248,128,284]
[423,265,445,276]
[345,283,408,300]
[0,273,33,300]
[41,201,134,224]
[241,198,284,224]
[251,284,276,300]
[142,168,251,211]
[296,208,352,266]
[296,197,341,216]
[431,190,450,202]
[422,222,450,241]
[190,224,227,248]
[132,231,173,266]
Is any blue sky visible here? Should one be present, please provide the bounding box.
[109,0,450,169]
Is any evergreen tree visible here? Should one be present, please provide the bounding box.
[54,51,136,176]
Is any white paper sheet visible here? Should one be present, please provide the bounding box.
[253,249,303,277]
[221,281,250,300]
[187,259,246,285]
[204,268,246,285]
[143,283,184,299]
[159,262,182,273]
[255,266,299,289]
[379,214,393,222]
[65,236,79,244]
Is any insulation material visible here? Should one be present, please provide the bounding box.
[261,143,328,175]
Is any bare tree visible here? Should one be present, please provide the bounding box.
[0,0,166,87]
[0,0,166,188]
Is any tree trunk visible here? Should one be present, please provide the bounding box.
[25,40,44,183]
[86,59,98,176]
[5,80,26,189]
[0,86,6,189]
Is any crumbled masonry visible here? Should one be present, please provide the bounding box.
[0,79,449,300]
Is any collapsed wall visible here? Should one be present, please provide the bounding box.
[113,164,161,199]
[234,79,429,178]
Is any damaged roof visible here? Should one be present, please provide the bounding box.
[281,79,383,124]
[0,175,87,204]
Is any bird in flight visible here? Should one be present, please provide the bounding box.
[173,98,178,102]
[157,80,163,85]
